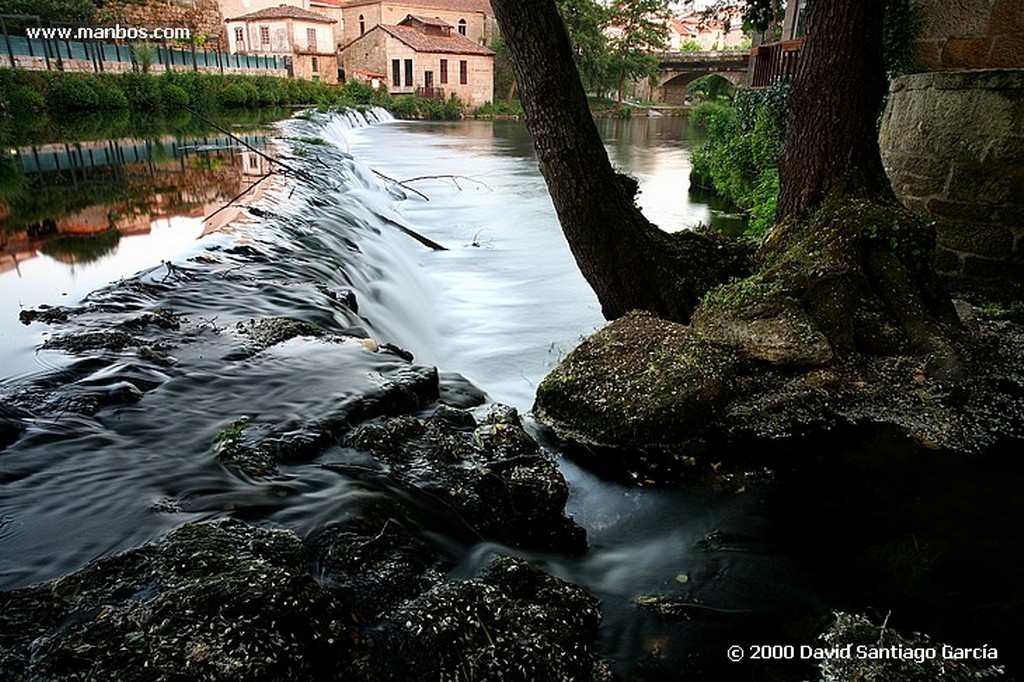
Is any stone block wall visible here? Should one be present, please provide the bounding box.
[99,0,226,44]
[912,0,1024,69]
[880,69,1024,284]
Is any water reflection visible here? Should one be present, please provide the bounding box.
[0,123,279,377]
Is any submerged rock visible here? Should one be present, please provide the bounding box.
[346,404,587,554]
[0,516,608,681]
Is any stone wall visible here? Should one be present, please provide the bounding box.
[880,69,1024,284]
[100,0,225,44]
[912,0,1024,69]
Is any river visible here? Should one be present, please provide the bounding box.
[2,111,1020,680]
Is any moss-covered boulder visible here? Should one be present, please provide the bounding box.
[534,311,739,478]
[0,516,610,681]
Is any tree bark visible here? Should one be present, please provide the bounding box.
[776,0,892,221]
[490,0,744,323]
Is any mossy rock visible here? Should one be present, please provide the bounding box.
[534,311,739,473]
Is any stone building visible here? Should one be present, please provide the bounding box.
[337,0,495,49]
[341,13,494,106]
[225,4,340,82]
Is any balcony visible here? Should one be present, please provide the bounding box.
[750,39,803,88]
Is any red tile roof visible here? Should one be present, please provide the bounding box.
[404,14,453,28]
[340,0,493,15]
[227,4,337,23]
[311,0,346,7]
[379,24,494,55]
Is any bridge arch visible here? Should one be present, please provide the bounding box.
[656,71,745,105]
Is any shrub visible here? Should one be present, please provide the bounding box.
[218,82,251,108]
[47,74,100,112]
[689,83,788,241]
[160,83,190,109]
[119,72,160,111]
[7,85,46,114]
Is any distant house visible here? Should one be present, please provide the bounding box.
[341,13,494,106]
[225,4,340,82]
[668,11,746,51]
[337,0,495,49]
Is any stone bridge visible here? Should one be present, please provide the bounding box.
[654,50,750,104]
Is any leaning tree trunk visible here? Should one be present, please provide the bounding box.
[490,0,746,323]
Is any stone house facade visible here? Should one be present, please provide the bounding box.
[225,4,340,82]
[337,0,495,49]
[341,14,494,106]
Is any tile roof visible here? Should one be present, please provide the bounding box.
[379,24,494,55]
[227,4,337,23]
[340,0,493,15]
[404,14,454,28]
[311,0,346,7]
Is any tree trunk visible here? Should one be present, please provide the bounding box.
[776,0,891,221]
[489,0,746,323]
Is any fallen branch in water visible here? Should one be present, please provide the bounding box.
[371,169,431,201]
[376,214,448,251]
[184,107,315,183]
[399,174,494,192]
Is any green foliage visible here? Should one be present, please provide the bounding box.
[884,0,925,79]
[335,79,391,108]
[46,74,100,112]
[607,0,672,101]
[680,39,703,51]
[134,44,157,74]
[690,83,788,240]
[687,74,736,103]
[2,0,95,24]
[120,72,160,111]
[389,93,463,120]
[218,81,260,108]
[556,0,614,94]
[160,83,190,109]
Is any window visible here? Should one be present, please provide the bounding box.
[392,59,401,86]
[459,59,467,85]
[359,14,365,35]
[259,26,270,48]
[457,18,467,36]
[311,56,319,72]
[439,58,448,84]
[404,59,413,87]
[307,27,317,52]
[234,27,244,48]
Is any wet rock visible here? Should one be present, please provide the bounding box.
[534,311,738,480]
[216,363,440,476]
[18,306,73,326]
[0,520,349,682]
[232,317,323,358]
[43,331,156,354]
[1,518,608,682]
[816,611,1006,682]
[347,405,587,553]
[363,555,612,682]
